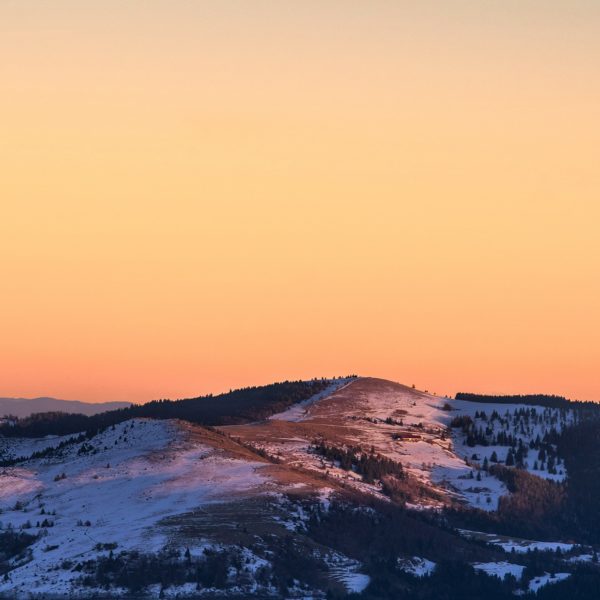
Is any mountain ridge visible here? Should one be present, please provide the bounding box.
[1,376,600,598]
[0,397,132,418]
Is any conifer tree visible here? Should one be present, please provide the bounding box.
[506,449,515,466]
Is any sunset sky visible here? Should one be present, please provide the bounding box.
[1,1,599,403]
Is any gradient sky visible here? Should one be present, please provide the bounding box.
[1,1,599,403]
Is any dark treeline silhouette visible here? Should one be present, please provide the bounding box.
[455,393,575,408]
[306,499,496,566]
[0,378,349,439]
[490,465,567,537]
[455,393,600,412]
[305,499,600,599]
[77,547,242,593]
[559,418,600,543]
[0,530,36,577]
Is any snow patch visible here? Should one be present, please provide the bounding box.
[472,561,525,580]
[528,572,570,592]
[397,556,436,577]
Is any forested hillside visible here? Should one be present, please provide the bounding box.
[0,378,350,438]
[455,393,598,411]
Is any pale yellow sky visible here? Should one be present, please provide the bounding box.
[1,1,599,402]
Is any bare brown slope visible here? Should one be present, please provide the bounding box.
[221,377,453,507]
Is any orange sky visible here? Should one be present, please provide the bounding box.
[1,1,599,403]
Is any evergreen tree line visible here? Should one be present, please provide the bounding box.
[446,465,568,541]
[455,393,600,412]
[306,500,600,600]
[76,547,243,593]
[311,441,405,484]
[0,432,90,467]
[0,379,348,439]
[558,418,600,543]
[0,530,36,579]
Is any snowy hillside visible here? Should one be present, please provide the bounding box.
[0,420,274,596]
[0,377,597,598]
[229,378,575,512]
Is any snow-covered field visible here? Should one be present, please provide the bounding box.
[0,433,78,463]
[458,529,575,554]
[327,554,371,594]
[527,572,571,592]
[449,400,574,481]
[0,419,270,597]
[472,563,572,593]
[397,556,437,577]
[472,561,525,580]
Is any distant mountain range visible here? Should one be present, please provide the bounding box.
[0,397,132,418]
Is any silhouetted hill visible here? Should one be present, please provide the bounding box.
[0,379,345,437]
[455,393,582,409]
[0,397,131,419]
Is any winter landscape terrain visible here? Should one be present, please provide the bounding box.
[1,377,599,599]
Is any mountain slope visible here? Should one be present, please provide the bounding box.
[0,377,598,598]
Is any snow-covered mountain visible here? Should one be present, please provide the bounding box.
[0,377,598,598]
